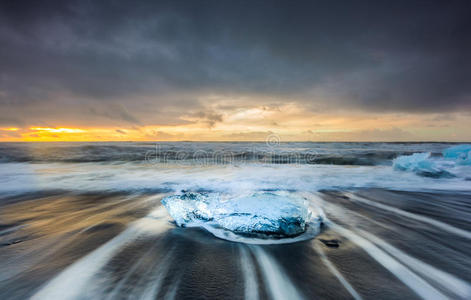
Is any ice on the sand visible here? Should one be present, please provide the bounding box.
[161,192,310,237]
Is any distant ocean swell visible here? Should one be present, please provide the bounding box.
[0,142,457,166]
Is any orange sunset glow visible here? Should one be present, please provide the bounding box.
[1,0,470,144]
[1,106,470,142]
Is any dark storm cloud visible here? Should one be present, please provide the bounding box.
[186,111,224,127]
[0,116,24,127]
[89,104,141,125]
[0,0,470,126]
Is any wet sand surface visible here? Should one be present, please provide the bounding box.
[1,189,470,299]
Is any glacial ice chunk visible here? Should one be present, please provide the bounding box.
[443,144,471,165]
[392,145,471,178]
[393,152,431,171]
[161,192,311,237]
[392,152,453,178]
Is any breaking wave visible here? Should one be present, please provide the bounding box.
[0,142,454,165]
[0,143,470,197]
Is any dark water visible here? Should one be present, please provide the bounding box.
[0,141,457,164]
[0,142,470,299]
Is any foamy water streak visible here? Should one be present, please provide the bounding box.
[250,246,304,300]
[31,206,169,300]
[308,193,469,300]
[31,227,139,299]
[139,247,175,300]
[162,275,181,300]
[328,222,448,300]
[346,193,471,240]
[239,245,259,300]
[314,243,363,300]
[357,229,471,299]
[103,242,168,300]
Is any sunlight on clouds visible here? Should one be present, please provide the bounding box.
[30,127,86,133]
[0,128,20,131]
[0,104,470,142]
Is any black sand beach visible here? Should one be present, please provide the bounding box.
[1,187,470,299]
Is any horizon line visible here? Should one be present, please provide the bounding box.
[0,140,469,143]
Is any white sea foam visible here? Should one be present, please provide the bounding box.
[239,245,259,300]
[1,160,470,197]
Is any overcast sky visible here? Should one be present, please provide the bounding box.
[1,0,470,141]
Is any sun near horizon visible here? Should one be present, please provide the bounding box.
[2,108,471,142]
[1,1,471,142]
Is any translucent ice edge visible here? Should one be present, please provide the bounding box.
[161,191,322,244]
[393,145,471,178]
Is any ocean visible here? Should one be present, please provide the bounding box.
[0,142,470,299]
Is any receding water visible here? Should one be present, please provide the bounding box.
[0,142,470,299]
